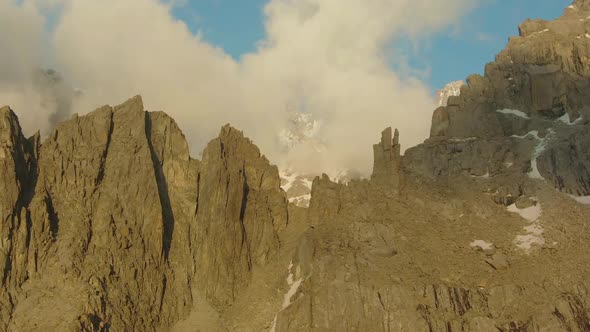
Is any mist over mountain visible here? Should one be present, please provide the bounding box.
[0,0,479,177]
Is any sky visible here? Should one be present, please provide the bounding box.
[0,0,575,176]
[174,0,570,90]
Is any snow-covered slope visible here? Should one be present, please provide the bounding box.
[435,80,464,107]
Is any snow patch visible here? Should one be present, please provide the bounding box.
[330,169,355,185]
[280,170,298,192]
[523,223,544,236]
[270,261,304,332]
[470,171,490,179]
[528,29,550,37]
[514,233,545,251]
[496,109,530,119]
[511,130,554,180]
[470,240,494,250]
[529,137,549,180]
[509,198,546,253]
[568,194,590,205]
[557,113,583,125]
[448,137,477,143]
[289,194,311,208]
[282,277,302,309]
[436,81,464,107]
[302,178,313,190]
[511,130,540,139]
[507,201,542,222]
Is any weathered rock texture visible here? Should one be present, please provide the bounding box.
[371,127,402,193]
[1,2,590,332]
[270,2,590,331]
[0,97,287,331]
[410,1,590,199]
[194,124,286,306]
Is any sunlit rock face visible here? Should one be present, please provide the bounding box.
[415,1,590,198]
[1,3,590,332]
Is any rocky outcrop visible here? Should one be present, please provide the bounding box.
[537,127,590,196]
[5,96,182,331]
[404,136,535,179]
[194,124,287,306]
[371,127,402,193]
[276,173,590,331]
[409,2,590,199]
[306,127,406,226]
[428,2,590,138]
[0,106,37,330]
[0,97,289,331]
[274,4,590,330]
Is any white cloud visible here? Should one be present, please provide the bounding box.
[0,0,478,175]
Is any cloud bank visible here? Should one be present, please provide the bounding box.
[0,0,477,175]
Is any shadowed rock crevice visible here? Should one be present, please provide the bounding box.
[144,112,175,261]
[43,192,59,241]
[239,178,252,270]
[95,111,114,188]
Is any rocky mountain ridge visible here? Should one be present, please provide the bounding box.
[0,97,288,331]
[0,2,590,331]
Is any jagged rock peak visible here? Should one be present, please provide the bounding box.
[113,94,144,113]
[0,106,20,141]
[194,122,287,306]
[371,127,402,192]
[218,123,256,147]
[0,106,22,132]
[219,123,251,142]
[0,105,13,114]
[205,123,274,169]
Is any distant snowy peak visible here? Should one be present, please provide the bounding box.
[278,111,322,149]
[279,168,357,208]
[280,169,314,208]
[435,80,464,107]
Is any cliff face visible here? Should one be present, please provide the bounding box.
[0,97,287,331]
[272,2,590,331]
[407,1,590,198]
[194,124,287,307]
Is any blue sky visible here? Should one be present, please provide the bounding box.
[173,0,570,92]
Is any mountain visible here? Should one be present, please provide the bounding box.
[277,111,321,207]
[277,111,355,207]
[1,2,590,331]
[435,80,464,107]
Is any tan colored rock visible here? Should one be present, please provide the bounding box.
[0,96,293,330]
[0,106,37,330]
[3,4,590,330]
[430,107,449,137]
[371,127,402,193]
[194,124,287,306]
